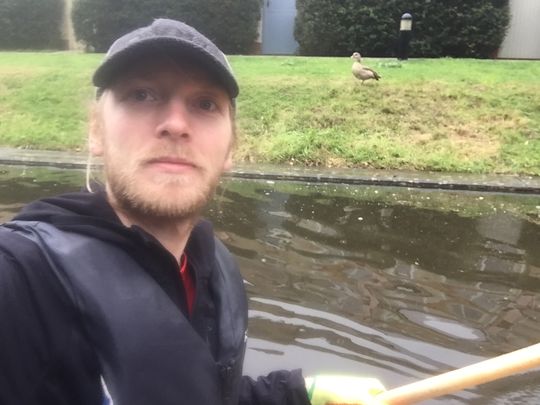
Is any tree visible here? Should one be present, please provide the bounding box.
[72,0,260,53]
[295,0,510,58]
[0,0,65,49]
[181,0,261,54]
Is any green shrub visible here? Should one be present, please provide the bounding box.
[295,0,510,58]
[73,0,162,52]
[180,0,261,54]
[0,0,65,49]
[72,0,260,53]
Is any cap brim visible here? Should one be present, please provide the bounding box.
[92,38,239,98]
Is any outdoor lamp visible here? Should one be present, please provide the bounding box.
[397,13,413,60]
[400,13,413,32]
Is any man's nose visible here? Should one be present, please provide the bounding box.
[156,98,190,139]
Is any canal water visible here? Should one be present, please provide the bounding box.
[1,164,540,404]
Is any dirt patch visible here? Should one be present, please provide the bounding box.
[410,132,434,145]
[445,124,500,159]
[325,156,349,167]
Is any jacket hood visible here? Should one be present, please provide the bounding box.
[15,188,116,223]
[13,188,138,248]
[11,188,212,261]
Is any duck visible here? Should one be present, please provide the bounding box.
[351,52,381,84]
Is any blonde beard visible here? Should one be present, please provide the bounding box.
[105,162,220,221]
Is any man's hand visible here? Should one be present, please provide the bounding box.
[305,375,387,405]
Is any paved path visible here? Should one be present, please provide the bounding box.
[1,148,539,194]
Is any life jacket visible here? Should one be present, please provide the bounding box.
[5,220,248,405]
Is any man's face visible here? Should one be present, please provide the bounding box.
[90,58,234,221]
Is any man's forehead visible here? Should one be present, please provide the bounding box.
[112,57,226,91]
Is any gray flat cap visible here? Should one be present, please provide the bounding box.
[93,18,239,98]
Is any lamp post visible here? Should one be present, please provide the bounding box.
[397,13,413,60]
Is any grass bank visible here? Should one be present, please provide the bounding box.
[0,52,539,175]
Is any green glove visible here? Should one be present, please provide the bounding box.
[305,375,386,405]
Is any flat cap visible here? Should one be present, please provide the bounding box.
[93,18,239,98]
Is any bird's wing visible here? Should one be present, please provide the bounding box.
[352,63,369,79]
[363,66,381,79]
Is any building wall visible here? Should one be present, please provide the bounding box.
[261,0,298,55]
[498,0,540,59]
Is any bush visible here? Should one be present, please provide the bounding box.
[72,0,260,53]
[181,0,261,54]
[295,0,510,58]
[0,0,65,49]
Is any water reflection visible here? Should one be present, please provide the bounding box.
[211,178,540,403]
[1,165,540,404]
[0,166,86,222]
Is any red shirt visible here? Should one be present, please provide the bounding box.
[179,254,195,316]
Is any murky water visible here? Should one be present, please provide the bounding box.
[2,165,540,404]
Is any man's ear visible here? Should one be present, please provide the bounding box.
[88,106,104,157]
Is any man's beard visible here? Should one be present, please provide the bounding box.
[105,160,220,221]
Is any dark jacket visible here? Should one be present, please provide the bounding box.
[0,190,310,405]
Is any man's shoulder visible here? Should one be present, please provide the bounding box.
[0,222,52,278]
[0,222,41,255]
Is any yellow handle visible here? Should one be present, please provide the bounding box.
[377,342,540,405]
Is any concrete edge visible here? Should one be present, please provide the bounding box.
[1,150,539,195]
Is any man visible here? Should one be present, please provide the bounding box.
[0,19,384,405]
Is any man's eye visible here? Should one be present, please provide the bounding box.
[198,99,218,111]
[127,89,157,102]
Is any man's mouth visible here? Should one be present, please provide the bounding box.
[145,157,198,173]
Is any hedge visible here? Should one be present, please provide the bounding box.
[295,0,510,58]
[0,0,65,49]
[72,0,260,53]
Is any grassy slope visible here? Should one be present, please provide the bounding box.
[234,56,540,175]
[0,52,539,175]
[0,52,99,149]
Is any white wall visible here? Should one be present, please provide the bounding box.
[498,0,540,59]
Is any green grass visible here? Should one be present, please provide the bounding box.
[0,52,100,149]
[1,52,539,175]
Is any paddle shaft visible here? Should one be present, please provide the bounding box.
[377,342,540,405]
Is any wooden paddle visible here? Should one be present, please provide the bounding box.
[376,342,540,404]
